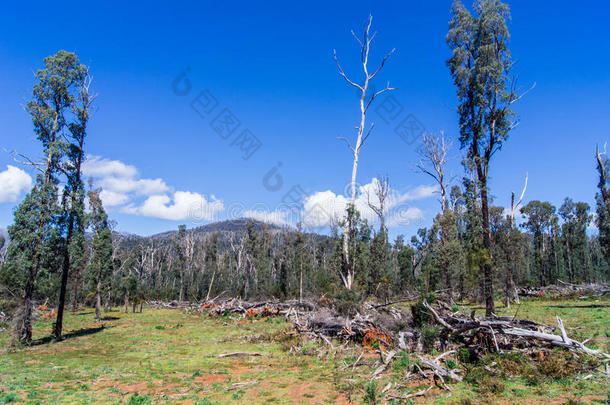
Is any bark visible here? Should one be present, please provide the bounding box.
[478,171,495,316]
[124,290,129,313]
[17,280,35,343]
[95,279,102,323]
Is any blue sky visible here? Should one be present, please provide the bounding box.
[0,1,608,238]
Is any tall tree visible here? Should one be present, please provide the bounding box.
[3,51,85,343]
[559,198,592,282]
[54,66,92,339]
[334,15,395,289]
[595,144,609,266]
[293,224,306,302]
[521,200,556,286]
[447,0,524,315]
[86,189,114,322]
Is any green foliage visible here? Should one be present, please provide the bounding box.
[127,394,150,405]
[331,288,362,317]
[392,351,411,372]
[363,379,378,404]
[1,393,17,404]
[458,347,475,364]
[419,325,440,351]
[465,365,506,394]
[411,295,435,327]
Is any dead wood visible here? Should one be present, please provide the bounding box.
[217,352,264,358]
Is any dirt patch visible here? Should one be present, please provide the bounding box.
[113,323,135,329]
[93,379,117,388]
[194,374,227,384]
[118,381,148,393]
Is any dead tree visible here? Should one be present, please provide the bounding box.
[334,15,395,289]
[417,131,450,212]
[509,173,528,229]
[505,173,528,307]
[367,176,390,234]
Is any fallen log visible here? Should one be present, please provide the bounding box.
[217,352,264,358]
[416,355,463,382]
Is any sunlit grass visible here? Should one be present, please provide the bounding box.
[0,296,608,404]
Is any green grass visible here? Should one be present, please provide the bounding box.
[0,296,608,404]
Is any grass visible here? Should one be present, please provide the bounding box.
[0,296,608,404]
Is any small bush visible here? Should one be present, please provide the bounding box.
[331,289,362,317]
[393,351,411,372]
[419,325,440,351]
[363,379,378,404]
[458,347,476,364]
[465,366,505,394]
[128,394,150,405]
[537,350,580,380]
[411,301,431,328]
[1,393,18,404]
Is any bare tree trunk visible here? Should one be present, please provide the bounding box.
[16,280,35,343]
[95,280,102,323]
[479,173,495,316]
[206,259,219,302]
[299,261,303,303]
[334,15,395,290]
[124,291,129,313]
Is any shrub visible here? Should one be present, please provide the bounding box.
[363,380,378,404]
[537,350,579,380]
[411,294,436,327]
[419,325,440,351]
[393,351,411,372]
[458,347,476,364]
[331,289,362,317]
[1,393,18,404]
[128,395,150,405]
[465,366,505,394]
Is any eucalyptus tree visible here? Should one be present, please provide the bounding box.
[3,51,86,343]
[521,201,557,286]
[447,0,526,315]
[559,198,592,282]
[86,189,114,322]
[54,65,93,339]
[595,145,609,266]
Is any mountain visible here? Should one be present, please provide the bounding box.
[148,218,291,241]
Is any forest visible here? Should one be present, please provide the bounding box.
[0,0,608,404]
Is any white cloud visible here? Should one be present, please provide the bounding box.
[399,185,439,201]
[97,176,169,195]
[82,155,225,221]
[82,156,138,178]
[0,165,32,203]
[244,209,291,226]
[123,191,224,221]
[386,207,424,227]
[301,178,436,228]
[99,190,129,207]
